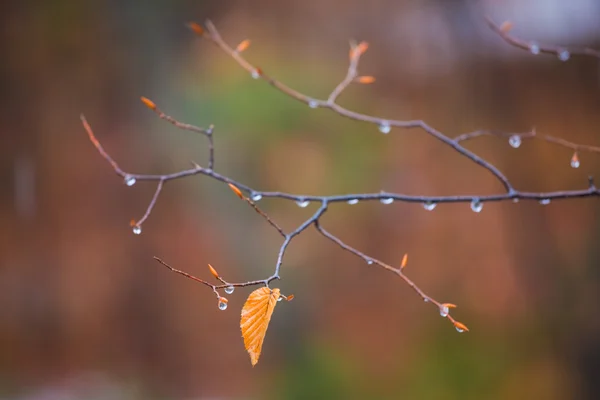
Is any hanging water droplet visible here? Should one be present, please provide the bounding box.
[455,326,465,333]
[558,49,570,62]
[423,201,437,211]
[439,305,449,317]
[347,199,359,205]
[277,297,283,302]
[366,259,374,265]
[539,198,551,205]
[224,286,235,294]
[530,42,540,55]
[124,175,137,187]
[378,121,391,134]
[470,199,483,213]
[132,225,142,235]
[296,199,310,208]
[570,153,580,168]
[509,135,521,148]
[218,300,228,310]
[424,298,430,303]
[308,100,318,109]
[251,69,260,79]
[380,197,394,205]
[512,198,520,203]
[251,192,262,201]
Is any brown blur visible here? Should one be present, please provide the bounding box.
[1,0,600,399]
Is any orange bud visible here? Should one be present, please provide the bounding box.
[188,22,204,36]
[228,183,244,199]
[571,152,580,168]
[129,219,137,227]
[208,264,219,278]
[236,39,251,53]
[356,76,376,84]
[286,294,295,301]
[140,96,156,111]
[499,21,513,34]
[453,321,469,332]
[350,41,369,59]
[442,303,457,309]
[400,253,408,269]
[219,296,228,304]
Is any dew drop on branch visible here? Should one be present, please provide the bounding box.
[366,259,374,265]
[380,197,394,205]
[539,198,551,205]
[558,49,570,62]
[530,42,540,55]
[509,135,521,148]
[218,300,228,310]
[570,153,580,168]
[132,225,142,235]
[251,193,262,201]
[470,199,483,213]
[277,297,283,302]
[308,100,318,109]
[347,199,359,205]
[225,286,235,294]
[251,69,260,79]
[378,122,391,134]
[423,201,437,211]
[296,199,310,208]
[439,305,449,317]
[124,175,137,186]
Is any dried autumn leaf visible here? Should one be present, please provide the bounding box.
[240,287,280,366]
[236,39,251,53]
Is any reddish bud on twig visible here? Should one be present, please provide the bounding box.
[355,76,376,84]
[442,303,457,309]
[349,41,369,59]
[140,96,157,111]
[236,39,251,53]
[228,183,244,199]
[400,253,408,269]
[453,321,469,332]
[208,264,220,279]
[187,22,204,36]
[285,294,294,301]
[499,21,513,34]
[218,296,228,304]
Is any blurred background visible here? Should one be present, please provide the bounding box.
[2,0,600,398]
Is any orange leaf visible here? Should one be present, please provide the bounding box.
[208,264,219,279]
[240,287,280,366]
[356,76,375,84]
[140,96,156,111]
[236,39,251,53]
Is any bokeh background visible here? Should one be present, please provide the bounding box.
[2,0,600,398]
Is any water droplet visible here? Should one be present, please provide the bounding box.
[277,297,283,302]
[530,42,540,55]
[251,69,260,79]
[512,198,520,203]
[558,49,570,62]
[539,198,551,205]
[224,286,235,294]
[296,199,310,208]
[366,259,374,265]
[132,225,142,235]
[308,100,318,109]
[347,199,359,205]
[218,300,228,310]
[439,305,449,317]
[251,193,262,201]
[423,201,437,211]
[509,135,521,148]
[380,197,394,205]
[571,153,580,168]
[470,199,483,213]
[455,326,465,333]
[378,122,391,134]
[124,175,137,186]
[424,298,430,303]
